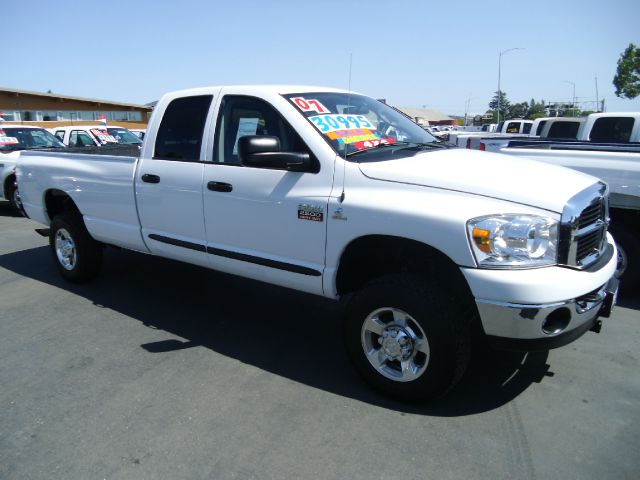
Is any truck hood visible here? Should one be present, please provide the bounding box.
[357,148,599,213]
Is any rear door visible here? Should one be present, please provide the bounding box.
[135,94,214,268]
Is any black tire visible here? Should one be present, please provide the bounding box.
[345,274,472,402]
[49,213,103,282]
[610,223,640,292]
[6,177,22,214]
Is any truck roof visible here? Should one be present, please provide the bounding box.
[165,85,352,98]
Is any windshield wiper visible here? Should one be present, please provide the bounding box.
[407,141,449,150]
[346,141,412,157]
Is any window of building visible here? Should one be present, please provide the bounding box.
[77,111,95,121]
[57,111,73,121]
[0,111,18,121]
[95,112,112,121]
[111,111,129,121]
[154,95,212,161]
[128,111,142,121]
[40,111,59,121]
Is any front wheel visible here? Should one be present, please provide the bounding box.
[345,274,472,402]
[49,213,103,282]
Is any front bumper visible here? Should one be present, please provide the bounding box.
[464,234,618,351]
[478,276,618,351]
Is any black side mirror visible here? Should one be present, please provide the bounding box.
[237,135,314,172]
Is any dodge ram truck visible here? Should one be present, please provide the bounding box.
[17,86,619,401]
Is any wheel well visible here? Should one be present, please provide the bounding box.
[336,235,473,302]
[610,207,640,231]
[44,189,81,222]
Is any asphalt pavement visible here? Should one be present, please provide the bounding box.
[1,201,638,480]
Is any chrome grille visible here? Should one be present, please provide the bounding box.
[559,183,609,268]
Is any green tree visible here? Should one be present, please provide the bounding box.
[508,102,529,119]
[613,43,640,99]
[489,91,510,119]
[528,98,546,119]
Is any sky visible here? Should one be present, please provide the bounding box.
[4,0,640,116]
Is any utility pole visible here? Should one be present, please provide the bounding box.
[497,48,524,124]
[564,80,576,116]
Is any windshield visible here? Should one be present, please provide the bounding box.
[0,127,66,151]
[107,127,143,145]
[284,92,438,158]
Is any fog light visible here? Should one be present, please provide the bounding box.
[542,308,571,335]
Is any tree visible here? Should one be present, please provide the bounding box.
[508,102,529,119]
[528,99,546,119]
[489,91,510,119]
[613,43,640,99]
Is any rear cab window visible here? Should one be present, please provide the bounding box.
[590,117,635,142]
[154,95,213,161]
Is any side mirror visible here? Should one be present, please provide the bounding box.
[237,135,314,172]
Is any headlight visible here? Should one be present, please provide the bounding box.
[467,214,558,268]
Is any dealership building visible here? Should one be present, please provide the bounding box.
[0,87,152,129]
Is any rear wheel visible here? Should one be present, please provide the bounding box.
[345,274,472,401]
[49,213,102,282]
[6,177,22,214]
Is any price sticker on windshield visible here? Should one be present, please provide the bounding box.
[0,136,19,145]
[90,129,118,144]
[309,114,375,133]
[291,97,330,114]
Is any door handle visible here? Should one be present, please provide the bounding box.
[207,181,233,192]
[141,174,160,184]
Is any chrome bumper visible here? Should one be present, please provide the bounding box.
[476,277,618,350]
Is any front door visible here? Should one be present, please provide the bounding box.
[202,94,334,295]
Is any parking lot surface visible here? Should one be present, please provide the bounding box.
[1,202,639,480]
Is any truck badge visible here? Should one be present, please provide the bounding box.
[298,204,324,222]
[332,207,347,220]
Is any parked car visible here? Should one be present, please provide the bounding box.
[129,128,146,140]
[17,85,618,401]
[52,125,143,147]
[1,124,66,211]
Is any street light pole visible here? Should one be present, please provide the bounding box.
[497,47,524,125]
[564,80,576,115]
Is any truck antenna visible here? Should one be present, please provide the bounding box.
[339,53,353,203]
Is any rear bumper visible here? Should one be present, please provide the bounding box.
[479,276,618,351]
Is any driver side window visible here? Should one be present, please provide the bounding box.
[214,96,308,165]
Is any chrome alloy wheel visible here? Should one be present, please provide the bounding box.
[55,228,77,271]
[361,307,430,382]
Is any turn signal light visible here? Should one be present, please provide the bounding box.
[472,228,491,253]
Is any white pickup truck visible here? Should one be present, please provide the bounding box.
[52,125,143,147]
[17,85,618,401]
[448,119,534,148]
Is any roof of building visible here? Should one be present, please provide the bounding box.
[0,86,151,110]
[395,107,453,123]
